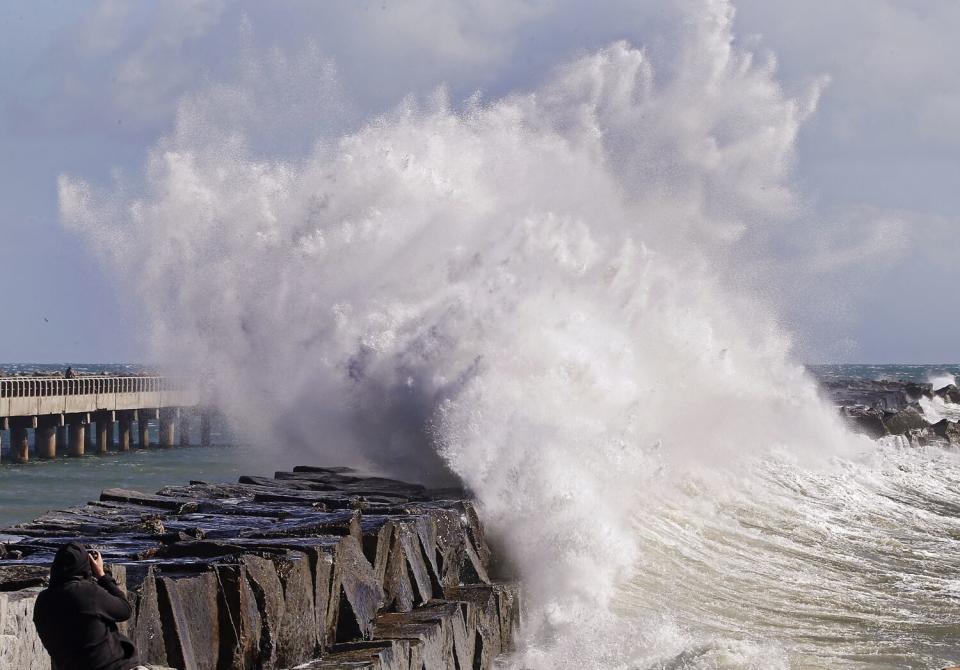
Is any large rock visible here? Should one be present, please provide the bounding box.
[0,466,519,670]
[125,564,168,666]
[883,406,930,436]
[214,561,262,670]
[156,570,221,670]
[935,384,960,404]
[932,420,960,447]
[842,406,888,439]
[0,589,50,670]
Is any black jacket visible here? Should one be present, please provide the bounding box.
[33,542,140,670]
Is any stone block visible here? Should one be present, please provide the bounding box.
[0,589,51,670]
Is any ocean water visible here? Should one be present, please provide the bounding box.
[809,364,960,386]
[4,364,960,669]
[47,3,960,668]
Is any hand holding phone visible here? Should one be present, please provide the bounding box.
[87,549,105,578]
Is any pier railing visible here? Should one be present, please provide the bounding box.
[0,375,199,422]
[0,375,188,399]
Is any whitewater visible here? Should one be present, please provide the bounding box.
[57,2,960,668]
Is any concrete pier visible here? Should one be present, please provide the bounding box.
[178,412,190,446]
[138,417,150,449]
[200,410,211,447]
[56,425,68,455]
[159,409,176,448]
[1,375,203,463]
[10,421,29,464]
[68,422,85,457]
[95,412,113,454]
[36,423,57,459]
[117,414,132,452]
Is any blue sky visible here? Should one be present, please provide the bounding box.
[1,0,958,363]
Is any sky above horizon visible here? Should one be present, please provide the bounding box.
[1,0,957,364]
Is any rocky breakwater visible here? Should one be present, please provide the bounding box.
[0,467,520,669]
[821,379,960,446]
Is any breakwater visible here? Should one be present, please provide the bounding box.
[824,378,960,446]
[0,466,519,669]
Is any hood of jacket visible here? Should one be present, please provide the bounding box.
[50,541,92,585]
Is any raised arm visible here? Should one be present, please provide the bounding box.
[93,574,134,622]
[88,550,133,622]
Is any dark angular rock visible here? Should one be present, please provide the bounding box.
[296,639,411,670]
[156,571,221,670]
[214,562,262,670]
[372,608,456,670]
[842,406,888,439]
[443,583,520,661]
[935,384,960,404]
[243,510,362,543]
[0,564,48,591]
[402,601,475,670]
[273,551,319,668]
[101,488,199,514]
[884,406,930,435]
[125,564,168,667]
[241,553,286,669]
[0,466,518,670]
[903,382,933,401]
[932,420,960,447]
[331,535,384,642]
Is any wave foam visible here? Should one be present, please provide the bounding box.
[59,2,869,667]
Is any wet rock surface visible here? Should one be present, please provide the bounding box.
[818,378,960,446]
[0,466,520,670]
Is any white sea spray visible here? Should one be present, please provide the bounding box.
[60,2,959,668]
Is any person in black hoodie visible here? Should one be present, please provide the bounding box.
[33,541,141,670]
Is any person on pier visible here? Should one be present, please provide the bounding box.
[32,542,142,670]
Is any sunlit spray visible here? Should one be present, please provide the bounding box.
[59,3,903,668]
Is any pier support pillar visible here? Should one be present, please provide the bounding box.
[95,412,115,454]
[159,410,176,448]
[10,421,29,464]
[68,423,86,457]
[200,410,211,447]
[178,412,190,446]
[56,425,68,455]
[138,409,158,449]
[117,414,132,452]
[36,422,57,459]
[138,417,150,449]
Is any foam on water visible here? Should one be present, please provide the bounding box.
[57,2,957,668]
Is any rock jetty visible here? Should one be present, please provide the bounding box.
[0,466,520,669]
[819,378,960,446]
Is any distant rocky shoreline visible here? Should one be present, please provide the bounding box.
[0,467,519,669]
[822,378,960,446]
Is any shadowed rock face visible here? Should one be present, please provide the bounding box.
[0,466,520,670]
